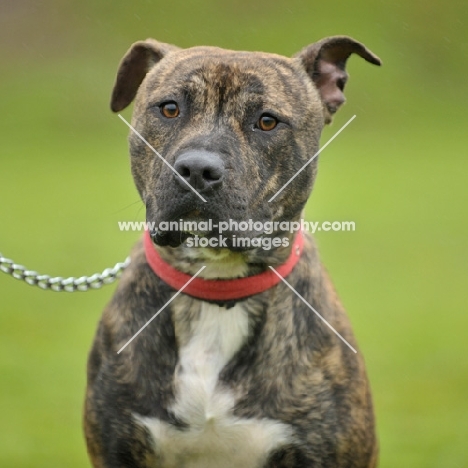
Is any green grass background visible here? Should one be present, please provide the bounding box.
[1,1,467,466]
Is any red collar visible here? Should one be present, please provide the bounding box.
[144,230,304,302]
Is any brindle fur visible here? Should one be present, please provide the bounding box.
[85,36,381,467]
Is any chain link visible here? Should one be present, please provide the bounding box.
[0,252,130,292]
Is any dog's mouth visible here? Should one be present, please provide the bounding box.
[148,209,268,251]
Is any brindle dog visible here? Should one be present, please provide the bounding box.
[84,36,381,467]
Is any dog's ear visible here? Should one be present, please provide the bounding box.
[110,39,180,112]
[295,36,381,123]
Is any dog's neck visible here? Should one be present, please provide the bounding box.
[151,231,297,279]
[144,230,304,303]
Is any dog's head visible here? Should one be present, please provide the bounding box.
[111,37,380,251]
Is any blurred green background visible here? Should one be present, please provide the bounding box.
[1,0,467,466]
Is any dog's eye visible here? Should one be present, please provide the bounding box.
[160,102,180,119]
[257,114,278,131]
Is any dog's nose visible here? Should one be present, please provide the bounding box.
[173,151,225,192]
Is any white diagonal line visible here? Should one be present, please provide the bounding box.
[118,114,207,203]
[117,266,206,354]
[268,266,357,353]
[268,115,356,203]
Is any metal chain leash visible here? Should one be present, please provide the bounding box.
[0,252,130,292]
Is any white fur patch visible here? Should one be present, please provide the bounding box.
[134,302,293,467]
[186,248,249,279]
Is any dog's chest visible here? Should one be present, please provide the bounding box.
[135,302,292,468]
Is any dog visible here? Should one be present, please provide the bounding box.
[84,36,381,468]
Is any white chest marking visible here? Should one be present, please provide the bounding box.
[134,302,293,468]
[172,302,249,424]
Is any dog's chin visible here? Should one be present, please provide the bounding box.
[150,229,261,252]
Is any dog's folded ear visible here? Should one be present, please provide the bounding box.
[295,36,381,124]
[110,39,180,112]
